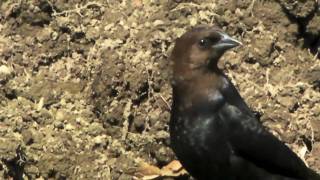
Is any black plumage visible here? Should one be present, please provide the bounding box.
[169,25,320,180]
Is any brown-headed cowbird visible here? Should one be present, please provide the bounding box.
[169,25,320,180]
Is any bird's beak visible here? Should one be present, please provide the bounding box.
[213,32,242,51]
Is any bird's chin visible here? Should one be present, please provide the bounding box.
[209,51,224,61]
[207,57,221,70]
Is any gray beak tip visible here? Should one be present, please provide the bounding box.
[214,31,242,50]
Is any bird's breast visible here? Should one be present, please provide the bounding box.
[170,108,228,154]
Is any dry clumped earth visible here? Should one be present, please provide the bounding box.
[0,0,319,179]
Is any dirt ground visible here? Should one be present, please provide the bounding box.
[0,0,319,179]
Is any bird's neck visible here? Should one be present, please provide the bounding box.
[172,70,223,106]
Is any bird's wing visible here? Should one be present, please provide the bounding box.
[219,75,253,115]
[217,102,309,179]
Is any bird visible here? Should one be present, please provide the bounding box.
[169,25,320,180]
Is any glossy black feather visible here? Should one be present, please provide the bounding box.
[169,26,320,180]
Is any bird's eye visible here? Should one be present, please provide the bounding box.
[198,38,211,48]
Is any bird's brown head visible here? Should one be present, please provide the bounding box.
[171,25,241,81]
